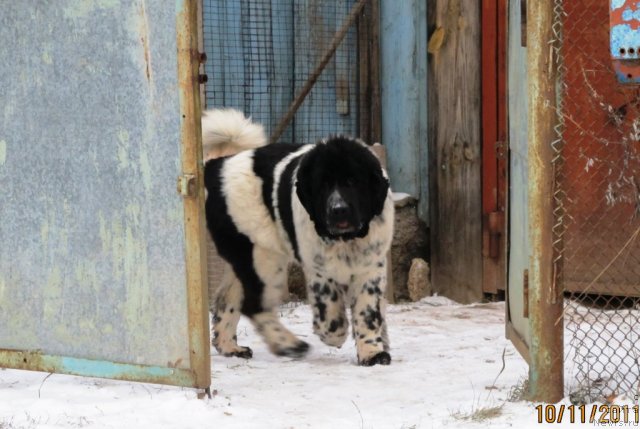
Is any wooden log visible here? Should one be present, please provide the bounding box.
[428,0,483,303]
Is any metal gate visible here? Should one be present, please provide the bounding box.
[0,1,210,388]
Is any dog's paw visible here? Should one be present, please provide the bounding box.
[359,351,391,366]
[222,347,253,359]
[274,341,310,359]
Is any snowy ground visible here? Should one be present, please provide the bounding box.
[0,297,617,428]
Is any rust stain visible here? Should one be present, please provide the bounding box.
[138,1,151,83]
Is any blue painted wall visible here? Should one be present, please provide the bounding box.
[380,0,428,219]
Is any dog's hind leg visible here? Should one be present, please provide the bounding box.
[247,246,310,358]
[210,264,253,359]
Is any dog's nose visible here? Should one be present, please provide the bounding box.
[330,201,350,218]
[328,190,351,219]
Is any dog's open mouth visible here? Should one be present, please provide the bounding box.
[327,220,361,236]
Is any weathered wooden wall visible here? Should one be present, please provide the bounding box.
[428,0,483,303]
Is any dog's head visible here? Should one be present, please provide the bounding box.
[295,136,389,241]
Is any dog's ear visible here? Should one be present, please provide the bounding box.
[370,167,389,216]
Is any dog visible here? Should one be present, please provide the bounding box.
[202,109,394,366]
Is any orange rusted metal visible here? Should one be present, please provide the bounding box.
[176,0,211,390]
[527,0,565,403]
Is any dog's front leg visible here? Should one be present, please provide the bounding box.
[349,265,391,366]
[307,274,348,348]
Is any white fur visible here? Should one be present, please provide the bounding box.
[201,108,267,161]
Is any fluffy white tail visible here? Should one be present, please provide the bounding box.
[201,108,267,160]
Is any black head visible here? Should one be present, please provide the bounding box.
[295,136,389,241]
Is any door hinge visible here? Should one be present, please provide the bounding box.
[495,140,507,159]
[483,210,505,259]
[177,174,197,198]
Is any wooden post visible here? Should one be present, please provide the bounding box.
[527,0,564,403]
[428,0,483,303]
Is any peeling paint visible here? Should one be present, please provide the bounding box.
[139,148,152,192]
[63,0,119,20]
[0,1,206,388]
[43,266,64,322]
[612,0,627,11]
[117,129,130,170]
[0,140,6,165]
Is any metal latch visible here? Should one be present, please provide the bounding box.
[177,174,196,198]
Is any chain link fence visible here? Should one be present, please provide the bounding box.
[201,0,360,144]
[552,0,640,403]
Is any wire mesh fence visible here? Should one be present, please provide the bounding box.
[552,0,640,403]
[201,0,360,145]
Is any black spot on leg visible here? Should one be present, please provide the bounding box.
[321,284,331,296]
[362,304,383,330]
[315,300,327,322]
[331,290,338,302]
[229,308,235,314]
[328,318,344,333]
[232,335,237,341]
[377,261,384,268]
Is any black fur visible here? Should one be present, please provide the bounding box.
[296,137,389,240]
[252,143,301,220]
[204,159,265,316]
[277,157,302,261]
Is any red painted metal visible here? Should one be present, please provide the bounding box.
[481,0,508,294]
[560,1,640,295]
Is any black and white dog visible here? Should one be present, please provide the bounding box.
[203,109,394,366]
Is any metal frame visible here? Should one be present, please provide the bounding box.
[0,0,210,389]
[526,0,564,402]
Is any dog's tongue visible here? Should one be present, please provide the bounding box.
[337,221,350,229]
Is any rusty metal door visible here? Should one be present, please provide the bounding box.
[0,1,210,388]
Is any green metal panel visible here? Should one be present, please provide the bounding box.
[507,0,531,353]
[0,0,209,388]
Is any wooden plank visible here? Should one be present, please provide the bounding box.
[270,0,294,143]
[358,0,371,143]
[428,0,483,303]
[222,0,245,110]
[293,0,314,143]
[380,0,426,202]
[202,0,224,107]
[243,0,272,129]
[369,0,382,145]
[335,0,350,117]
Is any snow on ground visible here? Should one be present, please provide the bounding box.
[0,297,597,428]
